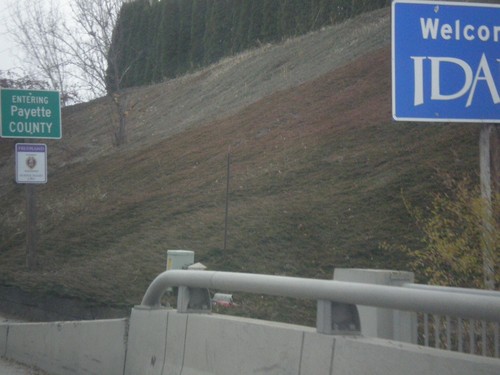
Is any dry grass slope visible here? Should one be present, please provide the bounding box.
[0,8,481,324]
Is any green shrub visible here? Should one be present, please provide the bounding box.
[401,174,499,289]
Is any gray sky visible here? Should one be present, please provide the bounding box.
[0,0,73,73]
[0,0,19,71]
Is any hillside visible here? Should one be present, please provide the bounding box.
[109,0,390,89]
[0,8,481,324]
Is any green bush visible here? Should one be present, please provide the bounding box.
[402,174,499,290]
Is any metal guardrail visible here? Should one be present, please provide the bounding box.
[140,270,500,323]
[140,270,500,357]
[403,283,499,358]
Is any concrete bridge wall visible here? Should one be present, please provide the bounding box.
[124,308,500,375]
[1,318,128,375]
[1,308,500,375]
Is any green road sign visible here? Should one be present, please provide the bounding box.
[0,88,61,139]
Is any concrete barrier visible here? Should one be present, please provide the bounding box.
[332,336,500,375]
[2,309,499,375]
[124,308,500,375]
[124,308,336,375]
[1,318,128,375]
[0,324,7,357]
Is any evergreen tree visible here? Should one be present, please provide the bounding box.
[233,0,252,52]
[189,0,207,69]
[293,0,311,35]
[247,0,263,47]
[161,0,180,78]
[107,0,149,90]
[279,0,296,37]
[176,0,193,76]
[260,0,279,43]
[332,0,353,22]
[107,0,391,90]
[147,1,164,83]
[203,0,233,65]
[131,3,152,86]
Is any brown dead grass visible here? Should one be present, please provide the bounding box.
[0,8,482,323]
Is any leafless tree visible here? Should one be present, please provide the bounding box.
[9,0,126,100]
[8,0,78,105]
[61,0,136,145]
[9,0,134,144]
[61,0,124,99]
[0,70,49,90]
[63,0,132,145]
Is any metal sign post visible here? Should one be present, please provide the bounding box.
[13,143,48,269]
[392,1,500,289]
[1,88,61,269]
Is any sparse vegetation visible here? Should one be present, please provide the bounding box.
[0,8,485,324]
[108,0,391,90]
[398,174,499,290]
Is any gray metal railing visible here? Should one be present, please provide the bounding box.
[140,270,500,321]
[403,283,500,358]
[139,270,500,357]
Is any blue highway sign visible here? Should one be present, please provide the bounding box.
[392,0,500,123]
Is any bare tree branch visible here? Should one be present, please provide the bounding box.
[8,0,125,103]
[60,0,124,98]
[8,0,77,104]
[8,0,134,144]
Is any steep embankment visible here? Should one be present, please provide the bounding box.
[0,8,480,323]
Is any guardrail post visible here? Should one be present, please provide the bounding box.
[177,286,212,313]
[317,300,361,335]
[334,268,417,343]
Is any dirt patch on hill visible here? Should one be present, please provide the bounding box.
[4,8,390,174]
[3,7,459,324]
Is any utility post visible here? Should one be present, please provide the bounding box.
[25,182,37,269]
[392,1,500,289]
[479,124,496,290]
[224,148,231,251]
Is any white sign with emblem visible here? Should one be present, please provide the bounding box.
[15,143,47,184]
